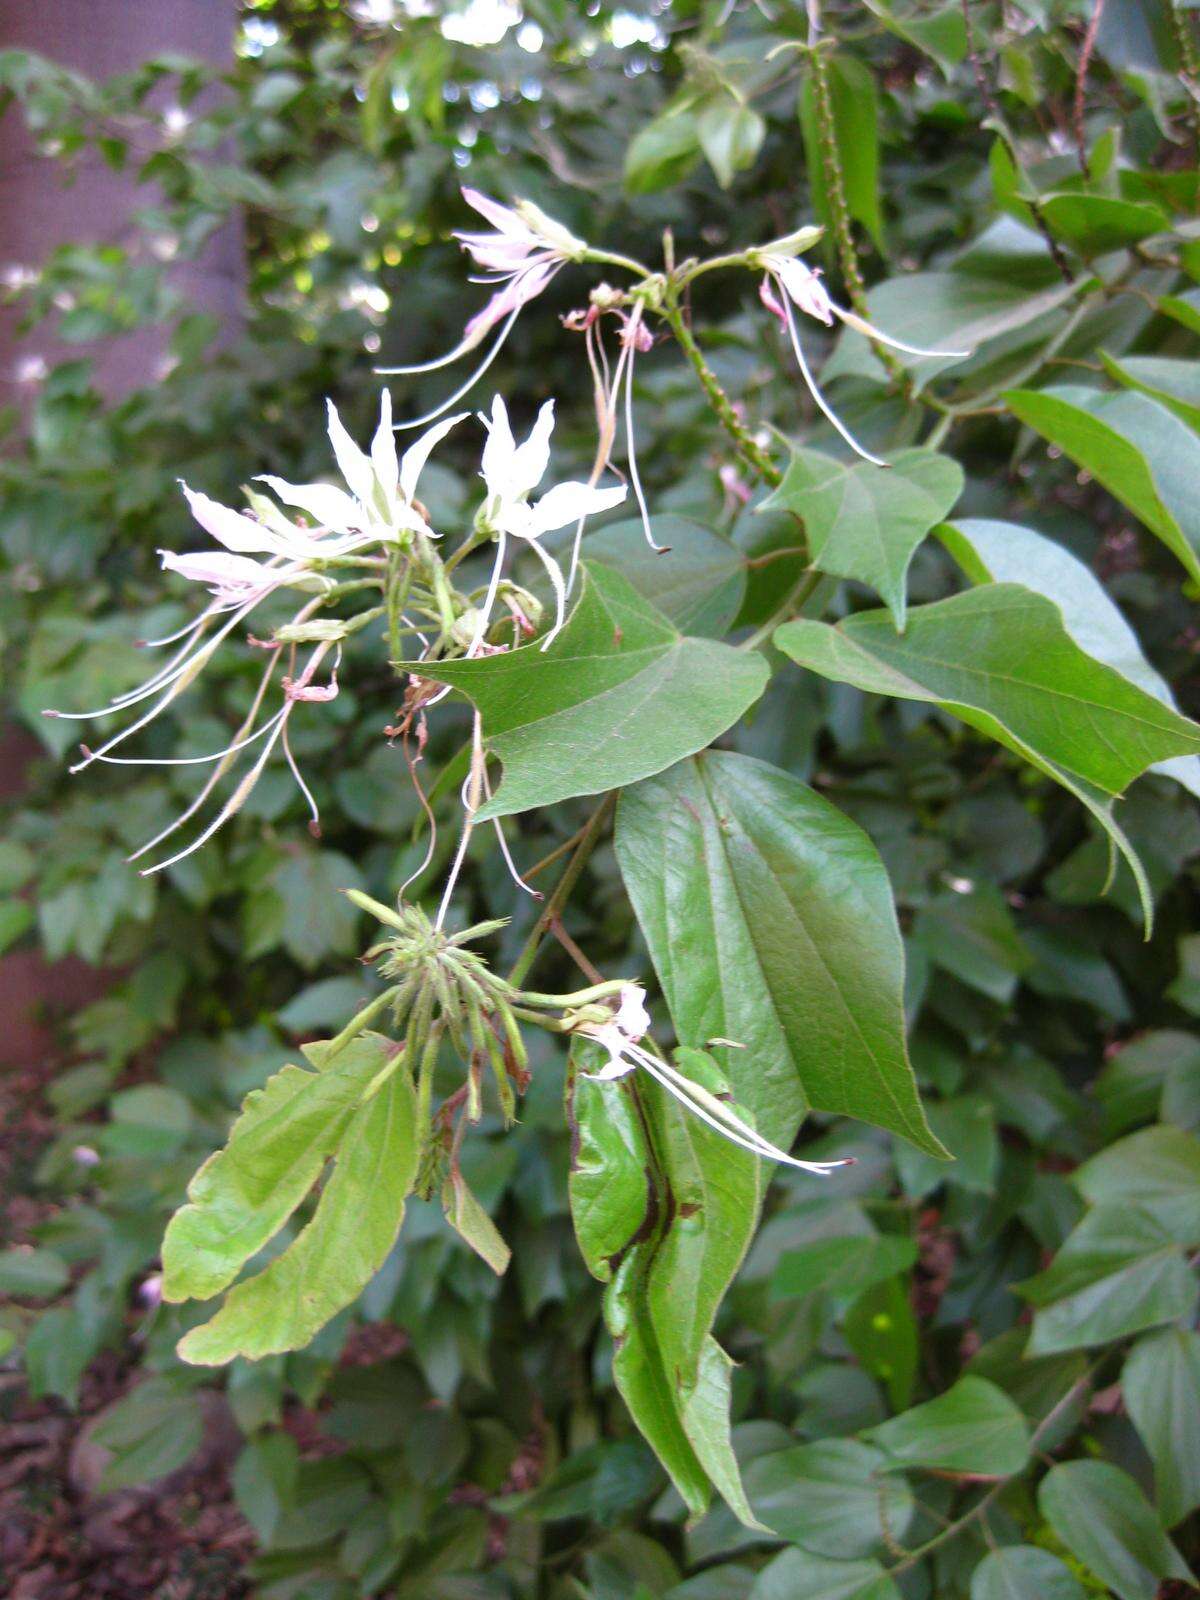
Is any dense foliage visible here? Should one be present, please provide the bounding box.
[4,1,1200,1595]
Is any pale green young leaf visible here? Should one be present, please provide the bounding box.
[938,517,1200,797]
[696,94,765,190]
[422,564,768,822]
[162,1035,394,1303]
[1004,386,1200,586]
[1038,1461,1192,1600]
[444,1168,511,1275]
[761,447,963,627]
[864,1375,1031,1477]
[1039,192,1169,254]
[1123,1329,1200,1526]
[177,1050,417,1365]
[616,751,942,1155]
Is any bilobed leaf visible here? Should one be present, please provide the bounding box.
[761,447,962,626]
[969,1546,1085,1600]
[800,54,883,247]
[1005,386,1200,587]
[939,517,1200,798]
[1019,1203,1197,1354]
[177,1041,417,1364]
[616,751,942,1155]
[1073,1124,1200,1243]
[775,585,1200,929]
[422,564,768,822]
[162,1035,396,1303]
[585,517,746,636]
[1038,1461,1192,1600]
[864,1374,1031,1477]
[1123,1328,1200,1526]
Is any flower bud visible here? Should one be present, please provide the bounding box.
[513,199,587,260]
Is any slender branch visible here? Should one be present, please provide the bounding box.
[506,792,616,988]
[1073,0,1106,178]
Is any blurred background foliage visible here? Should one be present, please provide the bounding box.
[2,0,1200,1596]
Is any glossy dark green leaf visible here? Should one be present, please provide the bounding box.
[939,517,1200,798]
[616,751,941,1154]
[761,447,962,626]
[748,1549,900,1600]
[1102,353,1200,432]
[1038,1461,1192,1600]
[914,886,1030,1004]
[1005,386,1200,587]
[969,1545,1085,1600]
[736,1439,914,1557]
[1019,1203,1197,1354]
[864,1375,1030,1477]
[423,564,768,821]
[771,1234,918,1305]
[1123,1328,1200,1526]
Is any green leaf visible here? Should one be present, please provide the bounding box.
[625,102,701,193]
[567,1039,763,1530]
[696,94,765,190]
[0,898,33,954]
[771,1234,918,1305]
[1073,1125,1200,1243]
[91,1378,205,1492]
[616,751,942,1154]
[748,1549,900,1600]
[232,1432,300,1544]
[761,447,963,627]
[271,847,365,970]
[163,1035,398,1303]
[775,585,1200,929]
[1019,1203,1197,1354]
[800,55,883,247]
[864,1374,1031,1477]
[176,1040,417,1364]
[735,1440,914,1557]
[1038,1461,1192,1600]
[1123,1328,1200,1526]
[585,516,746,636]
[444,1168,511,1276]
[861,0,966,75]
[914,886,1031,1004]
[1039,193,1169,254]
[422,564,768,822]
[1004,386,1200,587]
[0,1247,70,1299]
[939,517,1200,798]
[969,1546,1086,1600]
[1168,931,1200,1014]
[1101,352,1200,432]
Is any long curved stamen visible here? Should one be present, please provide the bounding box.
[282,716,321,837]
[483,761,539,900]
[566,318,628,598]
[389,302,524,432]
[777,275,888,469]
[634,1046,852,1175]
[467,530,507,658]
[435,712,484,928]
[126,654,282,863]
[623,305,667,554]
[528,534,568,651]
[834,304,971,360]
[137,610,217,650]
[84,713,285,767]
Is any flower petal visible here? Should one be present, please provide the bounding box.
[160,549,275,595]
[461,186,537,241]
[257,475,364,533]
[370,389,399,504]
[326,399,378,512]
[179,483,283,556]
[516,480,627,538]
[398,410,469,507]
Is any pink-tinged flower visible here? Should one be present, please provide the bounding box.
[757,253,971,466]
[379,189,587,431]
[720,462,752,510]
[473,395,626,650]
[578,983,853,1177]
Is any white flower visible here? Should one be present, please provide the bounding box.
[471,395,626,650]
[757,253,971,467]
[379,189,586,431]
[579,989,852,1177]
[259,393,464,540]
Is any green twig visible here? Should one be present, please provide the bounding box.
[506,792,617,989]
